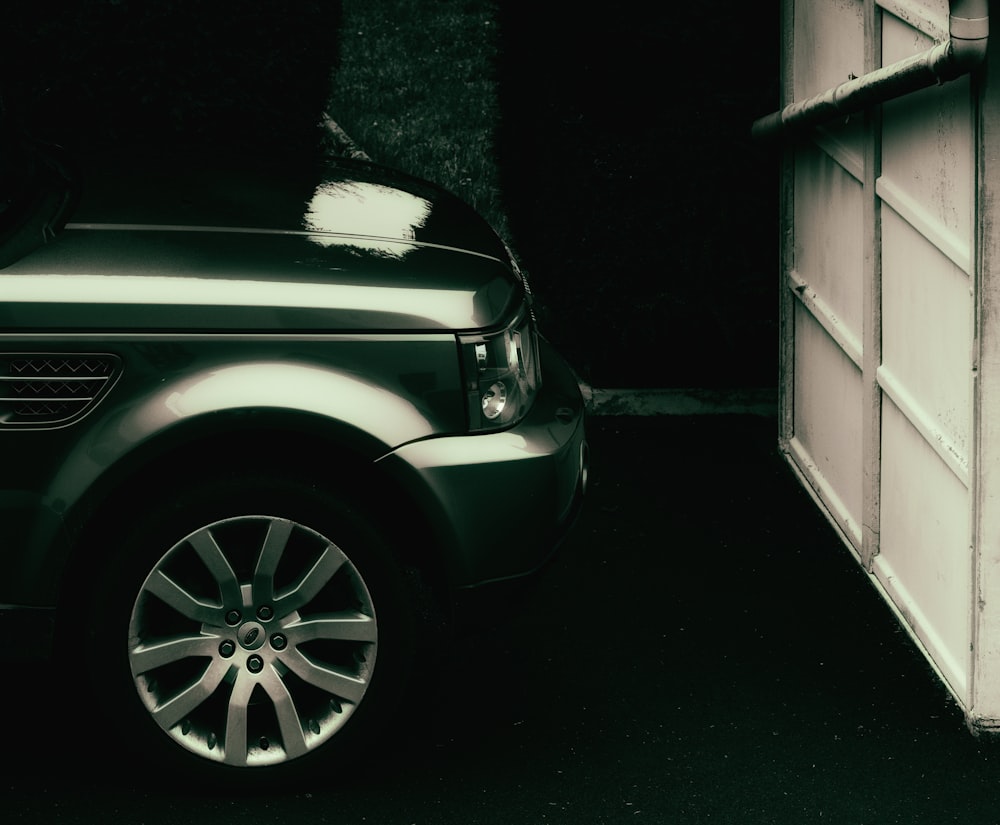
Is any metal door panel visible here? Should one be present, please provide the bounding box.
[776,0,986,727]
[876,397,972,699]
[794,143,866,345]
[793,0,866,101]
[876,0,949,40]
[881,208,972,462]
[792,303,865,548]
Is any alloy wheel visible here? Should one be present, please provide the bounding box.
[126,515,378,768]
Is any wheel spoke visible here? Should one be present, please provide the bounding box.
[223,671,254,765]
[285,611,377,644]
[130,633,219,674]
[259,669,309,759]
[150,657,231,730]
[143,570,222,624]
[252,519,294,604]
[280,646,368,704]
[187,528,242,606]
[273,544,347,615]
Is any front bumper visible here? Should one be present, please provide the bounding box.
[381,337,588,588]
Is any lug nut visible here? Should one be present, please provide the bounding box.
[271,633,287,650]
[247,655,264,674]
[225,610,242,626]
[257,605,273,621]
[219,639,236,658]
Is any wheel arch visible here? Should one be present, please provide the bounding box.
[56,410,457,635]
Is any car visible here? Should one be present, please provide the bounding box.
[0,135,589,783]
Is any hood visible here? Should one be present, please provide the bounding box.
[1,152,522,333]
[69,152,510,259]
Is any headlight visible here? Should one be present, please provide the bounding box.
[459,308,541,431]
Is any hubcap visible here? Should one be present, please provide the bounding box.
[127,515,378,768]
[237,621,266,651]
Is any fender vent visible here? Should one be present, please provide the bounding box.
[0,354,122,427]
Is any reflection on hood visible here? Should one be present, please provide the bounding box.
[303,178,432,259]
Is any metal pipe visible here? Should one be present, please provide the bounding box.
[752,0,989,144]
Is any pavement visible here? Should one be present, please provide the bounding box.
[8,413,1000,823]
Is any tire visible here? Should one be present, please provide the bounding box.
[82,471,417,783]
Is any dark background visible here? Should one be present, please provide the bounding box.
[1,1,340,156]
[3,1,780,390]
[496,4,780,389]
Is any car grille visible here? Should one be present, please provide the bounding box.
[0,354,122,427]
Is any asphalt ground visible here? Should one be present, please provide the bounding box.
[9,414,1000,823]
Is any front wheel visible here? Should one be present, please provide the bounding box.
[82,473,417,781]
